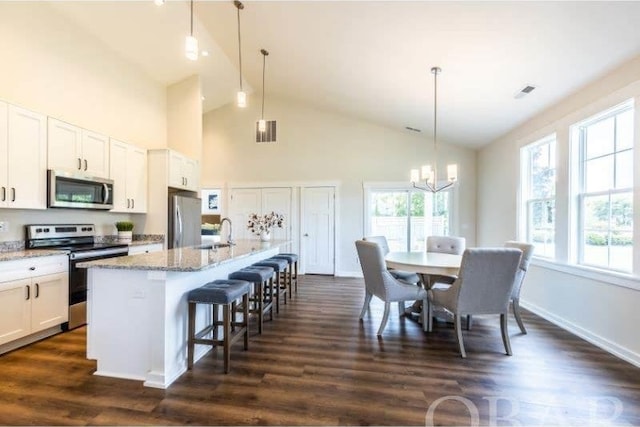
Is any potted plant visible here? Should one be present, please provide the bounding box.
[115,221,134,243]
[247,212,284,242]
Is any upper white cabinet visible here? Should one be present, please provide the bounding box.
[168,149,199,191]
[109,139,147,213]
[0,101,47,210]
[48,118,109,178]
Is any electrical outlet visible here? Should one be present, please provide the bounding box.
[0,221,7,233]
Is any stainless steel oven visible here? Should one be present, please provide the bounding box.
[48,170,114,210]
[26,224,129,330]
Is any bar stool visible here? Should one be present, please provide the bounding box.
[229,266,275,334]
[253,257,289,313]
[187,279,251,374]
[273,253,299,298]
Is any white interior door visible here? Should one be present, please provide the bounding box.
[302,187,335,275]
[262,188,292,241]
[228,188,261,241]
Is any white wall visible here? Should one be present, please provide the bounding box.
[478,55,640,366]
[0,3,167,241]
[203,95,476,275]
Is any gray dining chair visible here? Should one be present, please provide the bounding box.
[363,235,420,285]
[355,240,428,335]
[427,248,522,358]
[425,235,466,287]
[504,241,535,334]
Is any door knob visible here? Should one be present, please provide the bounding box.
[304,233,309,237]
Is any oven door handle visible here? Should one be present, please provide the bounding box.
[70,248,129,260]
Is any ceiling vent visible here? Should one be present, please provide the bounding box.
[256,120,277,143]
[514,85,537,99]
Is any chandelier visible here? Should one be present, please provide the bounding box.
[411,66,458,193]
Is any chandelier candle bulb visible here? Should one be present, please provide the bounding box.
[258,119,267,133]
[421,165,434,182]
[410,169,420,183]
[447,164,458,182]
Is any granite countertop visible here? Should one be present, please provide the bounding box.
[0,249,68,262]
[77,239,288,272]
[128,240,164,247]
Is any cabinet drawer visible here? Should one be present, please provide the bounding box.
[0,255,68,283]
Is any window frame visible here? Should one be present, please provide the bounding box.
[573,101,634,273]
[363,182,455,252]
[519,134,557,259]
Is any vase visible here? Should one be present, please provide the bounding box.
[260,230,271,242]
[118,231,133,243]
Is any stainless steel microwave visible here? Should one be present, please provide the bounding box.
[48,170,114,210]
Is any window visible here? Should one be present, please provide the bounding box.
[367,188,451,251]
[572,101,634,272]
[521,135,557,258]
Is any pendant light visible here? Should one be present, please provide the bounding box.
[258,49,269,133]
[154,0,165,5]
[234,1,247,108]
[410,67,458,193]
[185,0,198,61]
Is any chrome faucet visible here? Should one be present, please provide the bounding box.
[220,217,234,245]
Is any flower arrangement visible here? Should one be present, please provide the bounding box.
[247,212,284,238]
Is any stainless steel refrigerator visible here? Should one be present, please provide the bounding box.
[168,193,202,248]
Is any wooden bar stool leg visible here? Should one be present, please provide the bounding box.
[273,274,280,314]
[187,302,196,369]
[256,281,263,334]
[243,293,249,350]
[294,261,298,293]
[223,304,231,374]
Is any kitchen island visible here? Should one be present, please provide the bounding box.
[78,239,288,389]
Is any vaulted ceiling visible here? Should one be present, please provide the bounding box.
[49,1,640,148]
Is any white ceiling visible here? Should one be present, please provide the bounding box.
[50,1,640,148]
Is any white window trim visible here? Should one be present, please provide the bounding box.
[570,99,634,273]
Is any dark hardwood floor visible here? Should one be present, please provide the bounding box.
[1,275,639,426]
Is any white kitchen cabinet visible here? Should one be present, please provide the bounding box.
[0,101,47,210]
[110,139,147,213]
[128,243,163,255]
[0,255,68,347]
[48,118,109,178]
[168,150,199,191]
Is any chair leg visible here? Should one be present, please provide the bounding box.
[242,293,249,350]
[397,301,405,316]
[359,292,372,319]
[466,314,473,330]
[426,300,433,332]
[501,313,513,356]
[454,314,466,358]
[377,302,391,336]
[512,298,527,334]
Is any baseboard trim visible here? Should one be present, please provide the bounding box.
[336,270,363,278]
[521,300,640,368]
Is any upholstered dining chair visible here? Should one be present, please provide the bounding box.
[425,235,466,287]
[504,241,535,334]
[427,248,522,358]
[355,240,428,335]
[363,235,420,285]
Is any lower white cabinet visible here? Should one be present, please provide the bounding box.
[128,243,163,255]
[0,255,68,347]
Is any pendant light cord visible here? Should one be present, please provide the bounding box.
[190,0,194,36]
[261,50,268,119]
[236,2,243,91]
[431,66,441,180]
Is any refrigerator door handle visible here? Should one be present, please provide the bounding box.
[176,204,183,247]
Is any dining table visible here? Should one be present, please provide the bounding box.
[385,251,462,289]
[385,251,463,329]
